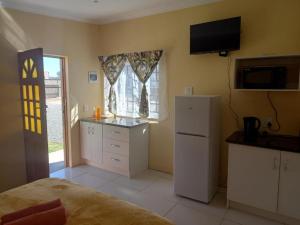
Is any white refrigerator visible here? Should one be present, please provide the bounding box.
[174,96,220,203]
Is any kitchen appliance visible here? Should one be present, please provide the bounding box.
[237,66,287,89]
[190,17,241,55]
[174,96,220,203]
[243,117,261,140]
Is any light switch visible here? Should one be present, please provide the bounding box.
[184,86,193,96]
[83,104,89,112]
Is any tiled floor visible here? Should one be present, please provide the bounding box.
[50,165,285,225]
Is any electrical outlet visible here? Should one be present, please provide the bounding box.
[262,117,273,129]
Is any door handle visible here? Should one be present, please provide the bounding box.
[111,158,120,162]
[111,144,120,148]
[112,131,120,134]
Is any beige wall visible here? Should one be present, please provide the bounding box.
[1,0,300,191]
[98,0,300,186]
[0,29,27,192]
[0,8,101,191]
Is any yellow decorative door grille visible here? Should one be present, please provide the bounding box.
[18,48,49,182]
[21,58,42,134]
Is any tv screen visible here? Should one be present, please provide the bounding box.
[190,17,241,54]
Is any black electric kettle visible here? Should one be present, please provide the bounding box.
[243,117,261,140]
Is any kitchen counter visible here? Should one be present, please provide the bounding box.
[80,117,148,128]
[226,131,300,153]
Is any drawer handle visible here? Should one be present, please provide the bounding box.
[111,144,120,148]
[111,157,120,162]
[112,131,121,134]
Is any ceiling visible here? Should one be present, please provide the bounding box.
[0,0,221,24]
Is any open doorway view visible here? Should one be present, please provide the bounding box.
[43,56,66,173]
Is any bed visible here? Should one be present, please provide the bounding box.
[0,178,173,225]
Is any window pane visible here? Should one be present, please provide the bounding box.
[104,62,160,119]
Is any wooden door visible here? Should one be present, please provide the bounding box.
[18,48,49,182]
[278,151,300,220]
[227,144,280,212]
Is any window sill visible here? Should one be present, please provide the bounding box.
[103,114,159,124]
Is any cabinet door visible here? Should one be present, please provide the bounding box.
[278,151,300,220]
[80,122,91,160]
[89,124,102,164]
[227,144,280,212]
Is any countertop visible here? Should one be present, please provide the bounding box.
[80,117,148,128]
[226,131,300,153]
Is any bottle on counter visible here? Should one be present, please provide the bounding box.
[96,107,101,120]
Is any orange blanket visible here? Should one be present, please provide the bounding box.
[0,178,173,225]
[1,199,62,224]
[4,206,66,225]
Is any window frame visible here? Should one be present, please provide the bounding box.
[102,61,160,121]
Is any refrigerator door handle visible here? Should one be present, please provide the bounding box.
[176,132,207,138]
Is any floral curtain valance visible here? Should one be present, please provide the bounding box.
[127,50,163,117]
[99,50,163,118]
[98,54,127,114]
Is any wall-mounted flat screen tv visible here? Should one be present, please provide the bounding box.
[190,17,241,55]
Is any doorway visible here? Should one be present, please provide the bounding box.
[43,56,67,173]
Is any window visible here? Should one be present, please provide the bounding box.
[104,62,160,119]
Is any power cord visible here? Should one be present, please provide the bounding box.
[227,55,240,129]
[266,91,281,132]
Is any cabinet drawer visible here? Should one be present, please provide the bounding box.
[103,152,129,174]
[103,138,129,156]
[103,125,129,142]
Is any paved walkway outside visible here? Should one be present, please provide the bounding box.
[49,149,64,163]
[49,149,64,173]
[46,97,63,143]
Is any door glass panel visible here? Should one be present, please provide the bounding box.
[29,58,33,70]
[23,101,28,115]
[28,85,33,100]
[23,85,27,99]
[22,69,27,79]
[35,85,40,101]
[29,101,34,116]
[37,119,42,134]
[36,102,41,118]
[30,117,35,132]
[24,116,29,130]
[32,67,38,78]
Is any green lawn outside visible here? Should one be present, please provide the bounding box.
[48,142,63,153]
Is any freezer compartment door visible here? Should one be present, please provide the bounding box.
[175,96,210,137]
[174,133,210,202]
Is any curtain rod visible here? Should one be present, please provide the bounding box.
[98,49,164,57]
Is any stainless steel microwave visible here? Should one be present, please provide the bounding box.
[237,66,287,89]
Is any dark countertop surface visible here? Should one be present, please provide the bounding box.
[226,131,300,153]
[81,117,148,128]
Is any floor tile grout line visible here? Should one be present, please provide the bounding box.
[163,202,178,217]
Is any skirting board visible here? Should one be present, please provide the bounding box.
[228,200,300,225]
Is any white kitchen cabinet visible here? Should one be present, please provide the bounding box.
[227,144,280,212]
[278,151,300,220]
[80,120,149,177]
[228,143,300,222]
[102,124,149,177]
[80,121,102,164]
